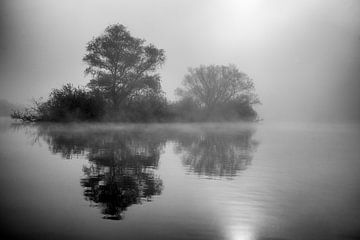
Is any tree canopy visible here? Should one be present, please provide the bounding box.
[12,25,260,122]
[83,24,165,110]
[176,64,259,109]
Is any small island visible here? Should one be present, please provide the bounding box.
[12,24,260,123]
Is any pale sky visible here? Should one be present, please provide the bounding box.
[0,0,359,122]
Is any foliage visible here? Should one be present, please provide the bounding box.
[12,84,106,122]
[12,24,260,123]
[120,90,170,122]
[176,64,259,106]
[83,24,165,111]
[168,97,202,122]
[11,108,40,122]
[175,64,259,121]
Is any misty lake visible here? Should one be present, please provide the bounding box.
[0,118,359,240]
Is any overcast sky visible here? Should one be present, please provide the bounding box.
[1,0,359,122]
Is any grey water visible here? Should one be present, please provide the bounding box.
[0,118,359,240]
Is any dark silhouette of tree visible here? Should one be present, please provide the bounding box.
[83,24,166,111]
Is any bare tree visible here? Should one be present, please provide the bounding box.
[176,64,258,111]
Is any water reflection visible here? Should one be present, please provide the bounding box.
[5,122,360,240]
[29,124,166,220]
[79,134,164,220]
[13,123,257,219]
[174,130,258,178]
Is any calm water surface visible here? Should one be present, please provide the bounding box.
[0,118,359,240]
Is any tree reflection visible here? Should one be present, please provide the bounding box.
[174,128,258,178]
[32,124,165,220]
[14,123,258,219]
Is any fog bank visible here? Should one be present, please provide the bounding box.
[1,0,359,122]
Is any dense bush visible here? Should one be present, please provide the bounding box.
[168,97,258,122]
[12,84,106,122]
[12,84,173,122]
[11,83,258,122]
[116,91,170,122]
[168,97,201,122]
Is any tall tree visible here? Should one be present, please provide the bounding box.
[176,64,259,110]
[83,24,165,110]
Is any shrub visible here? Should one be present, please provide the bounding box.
[119,91,170,122]
[12,84,106,122]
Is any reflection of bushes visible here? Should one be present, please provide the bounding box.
[31,125,165,220]
[18,123,258,218]
[29,124,258,179]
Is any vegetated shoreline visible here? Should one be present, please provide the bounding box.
[10,24,260,123]
[9,115,261,125]
[11,113,260,124]
[8,118,260,138]
[9,82,260,123]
